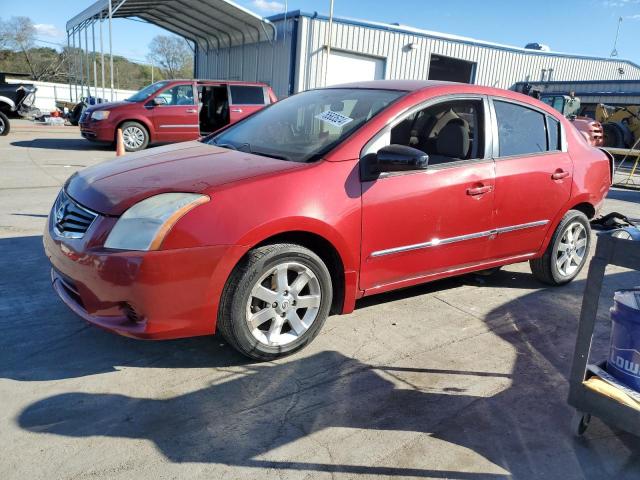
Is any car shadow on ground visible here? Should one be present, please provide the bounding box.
[5,233,640,478]
[10,138,113,151]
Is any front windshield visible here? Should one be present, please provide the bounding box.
[206,88,405,162]
[126,81,170,102]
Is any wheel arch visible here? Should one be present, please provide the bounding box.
[115,118,153,143]
[0,97,16,112]
[570,202,596,220]
[537,199,596,256]
[252,230,347,316]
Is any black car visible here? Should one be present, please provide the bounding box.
[0,72,38,136]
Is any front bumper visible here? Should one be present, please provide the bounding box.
[80,120,114,143]
[44,216,245,339]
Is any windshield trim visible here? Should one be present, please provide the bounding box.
[203,88,409,163]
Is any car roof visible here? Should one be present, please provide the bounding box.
[162,79,270,87]
[326,80,457,91]
[321,80,562,118]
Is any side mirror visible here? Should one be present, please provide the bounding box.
[152,96,168,106]
[374,144,429,173]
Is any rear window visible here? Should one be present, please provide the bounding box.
[494,100,547,156]
[229,85,265,105]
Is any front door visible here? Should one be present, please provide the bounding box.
[360,97,496,292]
[489,98,573,259]
[228,85,268,124]
[150,82,199,142]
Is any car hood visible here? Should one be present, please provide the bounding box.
[86,101,128,113]
[65,141,308,215]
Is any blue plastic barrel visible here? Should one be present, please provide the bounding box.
[608,289,640,392]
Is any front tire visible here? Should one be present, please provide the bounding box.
[218,243,333,361]
[0,111,9,136]
[120,121,149,152]
[530,210,591,285]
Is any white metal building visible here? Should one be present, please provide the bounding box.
[68,2,640,100]
[196,10,640,98]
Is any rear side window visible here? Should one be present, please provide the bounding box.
[229,85,265,105]
[494,100,547,156]
[547,116,561,151]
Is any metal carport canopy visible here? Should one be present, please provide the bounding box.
[66,0,277,49]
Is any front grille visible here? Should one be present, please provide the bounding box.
[52,190,98,239]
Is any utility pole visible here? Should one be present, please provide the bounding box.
[92,20,98,100]
[109,0,114,101]
[324,0,334,87]
[100,13,105,101]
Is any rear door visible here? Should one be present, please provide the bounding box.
[150,82,199,142]
[489,98,573,259]
[228,85,268,124]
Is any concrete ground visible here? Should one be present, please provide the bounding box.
[1,119,640,480]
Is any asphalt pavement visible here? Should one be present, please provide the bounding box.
[1,120,640,480]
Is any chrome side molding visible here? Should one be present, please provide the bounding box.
[370,220,549,258]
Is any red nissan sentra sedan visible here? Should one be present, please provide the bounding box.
[44,80,612,360]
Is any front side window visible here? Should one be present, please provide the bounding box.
[207,88,404,162]
[229,85,265,105]
[156,84,195,106]
[367,99,485,166]
[494,100,547,156]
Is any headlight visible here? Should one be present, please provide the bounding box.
[91,110,110,121]
[104,193,209,251]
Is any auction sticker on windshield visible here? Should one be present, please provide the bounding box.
[315,110,354,128]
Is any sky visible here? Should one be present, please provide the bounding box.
[2,0,640,64]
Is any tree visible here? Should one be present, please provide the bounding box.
[0,18,9,50]
[147,35,193,79]
[3,16,38,78]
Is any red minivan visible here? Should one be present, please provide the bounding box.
[47,81,612,360]
[80,80,277,152]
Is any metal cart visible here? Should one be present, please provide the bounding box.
[568,233,640,436]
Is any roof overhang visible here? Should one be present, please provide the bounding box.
[66,0,277,49]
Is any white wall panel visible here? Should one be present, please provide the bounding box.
[195,14,640,98]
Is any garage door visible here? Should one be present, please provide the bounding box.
[326,51,386,86]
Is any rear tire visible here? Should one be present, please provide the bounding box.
[217,243,333,361]
[120,121,149,152]
[0,111,9,136]
[530,210,591,286]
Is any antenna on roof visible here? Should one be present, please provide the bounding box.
[610,16,622,58]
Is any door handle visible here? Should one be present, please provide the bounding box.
[231,108,243,113]
[185,108,197,113]
[551,169,570,180]
[466,185,492,196]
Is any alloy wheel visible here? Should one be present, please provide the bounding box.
[122,126,145,149]
[556,221,588,277]
[246,261,322,346]
[0,117,5,135]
